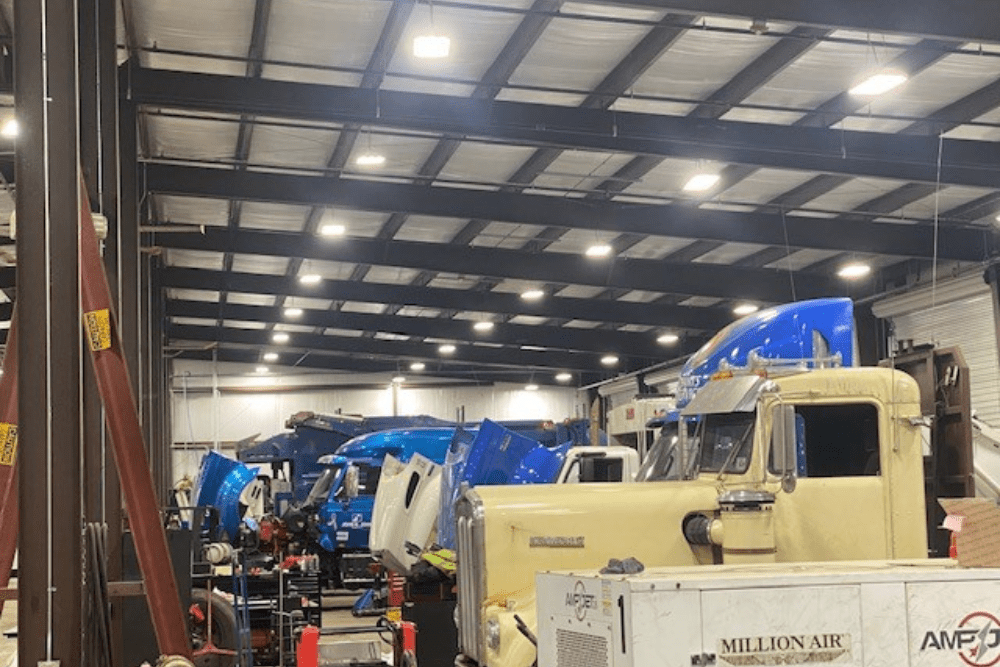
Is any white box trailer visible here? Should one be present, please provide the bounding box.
[537,559,1000,667]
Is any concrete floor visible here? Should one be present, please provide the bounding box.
[0,586,385,667]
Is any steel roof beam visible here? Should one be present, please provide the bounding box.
[145,164,993,262]
[130,68,1000,188]
[167,298,691,358]
[152,225,838,302]
[169,345,604,386]
[160,267,735,330]
[576,0,1000,45]
[167,323,663,373]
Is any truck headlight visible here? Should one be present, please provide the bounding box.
[486,619,501,652]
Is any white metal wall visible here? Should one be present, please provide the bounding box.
[873,273,1000,426]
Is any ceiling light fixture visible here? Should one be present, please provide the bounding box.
[1,119,18,138]
[601,354,619,366]
[414,34,450,59]
[255,366,269,374]
[355,152,386,167]
[521,289,544,301]
[439,344,456,355]
[272,332,290,343]
[524,384,539,391]
[837,262,872,279]
[410,362,426,371]
[299,274,322,285]
[262,352,278,362]
[683,173,720,192]
[392,375,406,384]
[733,304,759,316]
[284,307,304,318]
[585,243,613,258]
[555,372,572,383]
[657,333,679,345]
[473,321,494,332]
[849,70,907,96]
[320,224,346,237]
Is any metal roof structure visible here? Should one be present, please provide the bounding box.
[7,0,1000,386]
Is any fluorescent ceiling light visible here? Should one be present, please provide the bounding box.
[320,224,346,237]
[262,352,278,362]
[414,34,450,58]
[410,362,426,371]
[555,372,572,383]
[521,289,544,301]
[683,173,720,192]
[585,244,613,258]
[524,384,539,391]
[733,304,759,316]
[284,307,304,318]
[850,71,907,96]
[272,332,290,343]
[255,366,269,374]
[601,354,619,366]
[473,321,494,332]
[355,153,386,167]
[838,262,872,279]
[299,274,322,285]
[439,344,456,354]
[657,333,679,345]
[392,376,406,384]
[1,119,17,138]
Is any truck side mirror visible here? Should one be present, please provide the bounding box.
[344,465,360,500]
[771,404,797,493]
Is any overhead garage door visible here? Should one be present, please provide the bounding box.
[873,273,1000,426]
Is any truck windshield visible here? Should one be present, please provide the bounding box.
[696,412,755,474]
[304,465,343,506]
[636,423,682,482]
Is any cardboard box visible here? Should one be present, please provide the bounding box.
[940,498,1000,567]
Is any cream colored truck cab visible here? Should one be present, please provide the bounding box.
[455,367,927,667]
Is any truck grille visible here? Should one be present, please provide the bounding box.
[556,628,609,667]
[456,493,485,663]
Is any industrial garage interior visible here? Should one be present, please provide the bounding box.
[1,0,1000,666]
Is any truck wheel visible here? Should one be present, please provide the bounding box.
[189,588,239,667]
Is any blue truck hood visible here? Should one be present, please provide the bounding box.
[194,450,258,541]
[678,298,855,407]
[333,427,456,464]
[437,420,572,548]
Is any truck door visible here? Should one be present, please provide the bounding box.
[771,402,890,562]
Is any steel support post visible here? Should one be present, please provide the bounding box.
[16,1,84,665]
[0,315,19,615]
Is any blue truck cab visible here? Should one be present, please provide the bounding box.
[638,298,856,482]
[296,427,457,587]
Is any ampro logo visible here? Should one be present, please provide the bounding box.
[565,580,597,621]
[920,611,1000,667]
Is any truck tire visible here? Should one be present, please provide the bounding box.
[190,587,239,667]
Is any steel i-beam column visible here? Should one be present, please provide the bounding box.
[16,0,84,665]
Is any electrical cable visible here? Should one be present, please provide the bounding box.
[779,208,797,302]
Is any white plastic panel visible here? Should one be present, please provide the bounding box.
[438,141,539,188]
[618,236,692,260]
[630,29,781,104]
[156,195,230,226]
[692,242,770,265]
[226,293,276,307]
[889,185,997,221]
[557,285,609,299]
[166,249,226,271]
[247,123,341,171]
[345,134,443,179]
[167,288,220,302]
[263,0,389,85]
[393,215,467,243]
[145,114,239,162]
[533,151,636,194]
[239,201,311,232]
[801,176,913,215]
[362,266,421,285]
[470,222,548,249]
[222,320,268,330]
[319,208,387,238]
[719,168,823,206]
[763,248,840,271]
[230,254,290,276]
[340,301,387,314]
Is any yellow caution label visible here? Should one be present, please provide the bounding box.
[84,309,112,351]
[385,608,401,623]
[0,423,17,466]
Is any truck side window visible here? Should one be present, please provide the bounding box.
[797,403,880,477]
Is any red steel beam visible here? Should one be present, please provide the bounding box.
[78,177,192,658]
[0,313,17,615]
